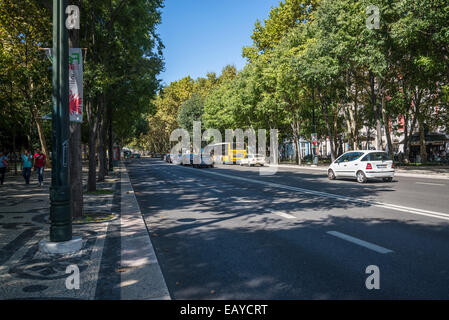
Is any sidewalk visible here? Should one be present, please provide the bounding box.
[0,162,169,300]
[272,163,449,180]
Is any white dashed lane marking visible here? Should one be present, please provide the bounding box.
[327,231,394,254]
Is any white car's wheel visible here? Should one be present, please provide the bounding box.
[328,169,336,180]
[357,171,367,183]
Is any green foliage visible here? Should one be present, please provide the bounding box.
[178,93,205,133]
[145,0,448,160]
[0,0,52,151]
[242,0,319,62]
[0,0,164,153]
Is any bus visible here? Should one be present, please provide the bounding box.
[208,142,247,164]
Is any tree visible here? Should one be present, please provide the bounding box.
[80,0,164,190]
[242,0,319,62]
[0,0,52,156]
[178,93,205,133]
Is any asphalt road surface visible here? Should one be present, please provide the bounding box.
[126,158,449,299]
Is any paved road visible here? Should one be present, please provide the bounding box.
[127,158,449,299]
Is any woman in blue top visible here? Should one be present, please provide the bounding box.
[0,151,8,185]
[21,150,33,185]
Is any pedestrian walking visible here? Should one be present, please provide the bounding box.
[0,151,8,185]
[21,150,33,185]
[33,148,46,186]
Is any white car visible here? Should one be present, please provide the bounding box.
[328,150,395,183]
[239,154,266,167]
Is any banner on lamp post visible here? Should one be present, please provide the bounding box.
[69,48,83,122]
[311,133,318,146]
[44,48,83,122]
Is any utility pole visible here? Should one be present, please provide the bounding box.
[50,0,71,242]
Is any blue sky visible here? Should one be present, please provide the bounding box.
[157,0,280,85]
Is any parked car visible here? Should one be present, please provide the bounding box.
[239,154,266,167]
[327,150,394,183]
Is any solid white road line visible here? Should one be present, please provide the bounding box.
[327,231,393,254]
[273,212,296,219]
[183,167,449,222]
[415,182,446,186]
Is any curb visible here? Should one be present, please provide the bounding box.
[119,161,171,300]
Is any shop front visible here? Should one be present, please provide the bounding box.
[410,132,449,163]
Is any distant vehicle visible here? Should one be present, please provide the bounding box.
[170,154,182,165]
[131,153,141,159]
[193,154,214,168]
[208,142,247,164]
[165,154,171,163]
[328,150,394,183]
[239,154,266,167]
[180,153,213,168]
[180,153,193,166]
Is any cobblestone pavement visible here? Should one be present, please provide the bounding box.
[0,166,119,299]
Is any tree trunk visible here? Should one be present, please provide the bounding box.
[290,111,302,165]
[382,95,394,159]
[370,72,383,150]
[97,95,108,182]
[322,104,336,161]
[412,88,427,163]
[345,71,359,150]
[87,98,97,192]
[69,10,84,218]
[419,118,427,163]
[404,115,417,163]
[345,108,354,151]
[108,103,114,171]
[70,122,83,218]
[352,87,360,150]
[30,105,49,159]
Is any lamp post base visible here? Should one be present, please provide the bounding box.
[39,236,82,254]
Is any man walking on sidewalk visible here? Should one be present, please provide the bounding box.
[33,148,46,186]
[0,151,8,185]
[21,150,33,185]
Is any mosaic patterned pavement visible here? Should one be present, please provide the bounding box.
[0,168,119,299]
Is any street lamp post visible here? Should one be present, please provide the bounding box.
[50,0,72,242]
